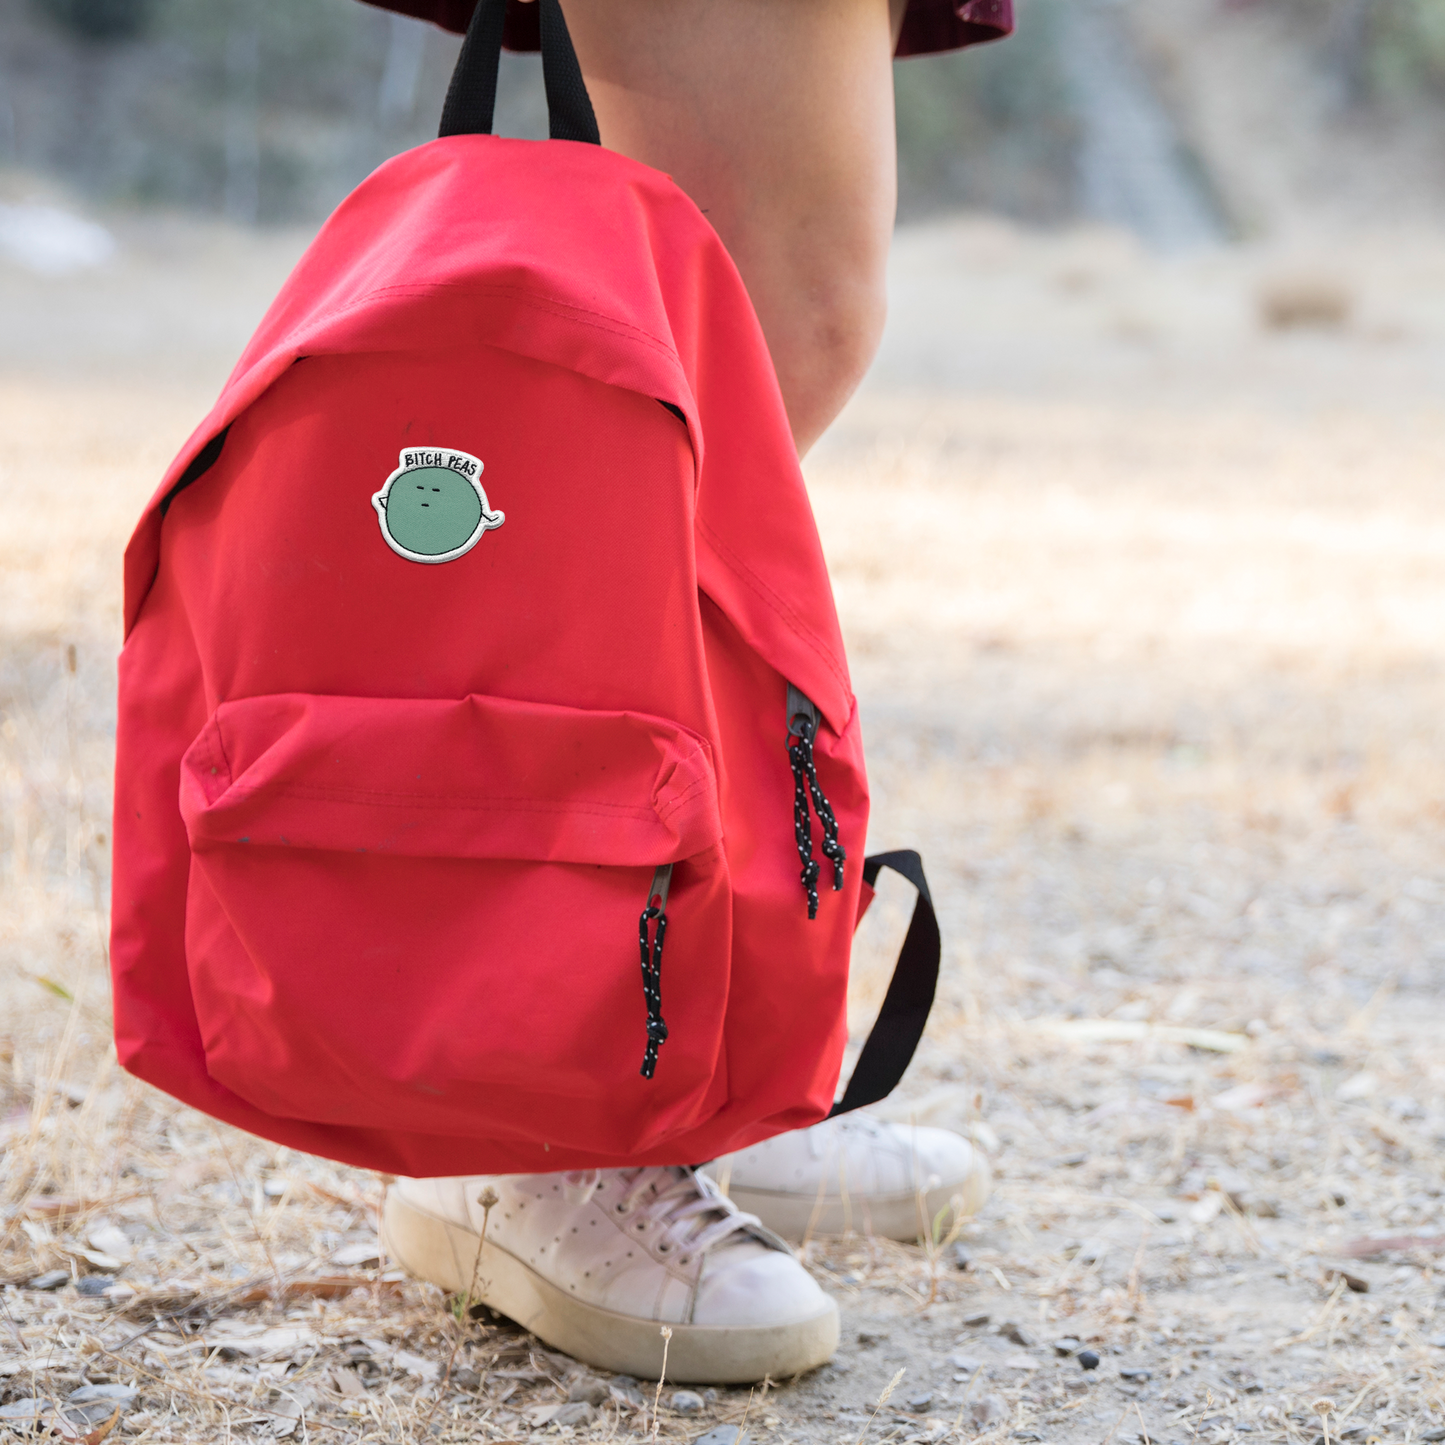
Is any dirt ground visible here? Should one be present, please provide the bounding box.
[6,207,1445,1443]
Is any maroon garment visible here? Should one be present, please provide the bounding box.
[363,0,1012,58]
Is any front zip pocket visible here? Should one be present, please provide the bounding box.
[177,691,729,1154]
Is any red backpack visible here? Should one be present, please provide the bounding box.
[111,0,939,1177]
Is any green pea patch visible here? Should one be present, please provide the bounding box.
[371,447,503,564]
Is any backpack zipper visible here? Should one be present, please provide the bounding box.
[637,684,845,1079]
[786,683,846,920]
[637,863,672,1079]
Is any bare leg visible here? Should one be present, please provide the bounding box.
[560,0,906,456]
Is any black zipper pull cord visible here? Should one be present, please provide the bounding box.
[638,863,672,1079]
[789,731,822,919]
[787,684,846,920]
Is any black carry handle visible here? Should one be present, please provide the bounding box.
[439,0,600,145]
[828,850,941,1118]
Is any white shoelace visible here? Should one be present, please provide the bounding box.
[562,1167,762,1261]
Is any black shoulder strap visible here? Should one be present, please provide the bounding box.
[827,850,941,1118]
[439,0,600,145]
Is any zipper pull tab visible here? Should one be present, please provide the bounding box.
[786,682,818,738]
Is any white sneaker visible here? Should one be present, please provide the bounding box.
[702,1113,992,1242]
[381,1167,838,1383]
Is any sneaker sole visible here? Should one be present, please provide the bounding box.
[381,1188,840,1384]
[721,1159,992,1242]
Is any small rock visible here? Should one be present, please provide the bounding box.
[1336,1070,1377,1102]
[329,1369,368,1399]
[265,1397,306,1440]
[331,1241,381,1267]
[1118,1367,1151,1382]
[907,1393,934,1413]
[87,1222,134,1261]
[856,1328,888,1346]
[969,1395,1006,1426]
[27,1269,70,1291]
[1001,1323,1034,1347]
[62,1385,140,1429]
[0,1399,52,1425]
[949,1354,981,1373]
[949,1243,970,1271]
[1052,1337,1082,1356]
[1189,1193,1225,1225]
[1078,1350,1101,1371]
[1418,1430,1445,1443]
[451,1366,481,1390]
[1329,1268,1371,1294]
[66,1386,138,1406]
[670,1390,706,1416]
[75,1275,113,1297]
[553,1402,597,1428]
[0,1398,47,1421]
[694,1429,750,1445]
[568,1377,611,1406]
[610,1379,647,1409]
[959,1310,991,1328]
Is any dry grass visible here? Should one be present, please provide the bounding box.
[818,390,1445,1442]
[6,216,1445,1442]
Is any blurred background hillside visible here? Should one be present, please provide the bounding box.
[4,0,1445,235]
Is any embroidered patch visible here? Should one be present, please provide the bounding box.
[371,447,504,563]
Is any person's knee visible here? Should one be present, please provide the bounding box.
[767,256,889,456]
[562,0,899,452]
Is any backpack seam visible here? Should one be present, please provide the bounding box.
[695,515,852,704]
[294,282,681,374]
[651,772,715,822]
[209,782,702,825]
[203,722,234,802]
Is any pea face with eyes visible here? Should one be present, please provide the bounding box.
[384,466,484,557]
[371,448,504,563]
